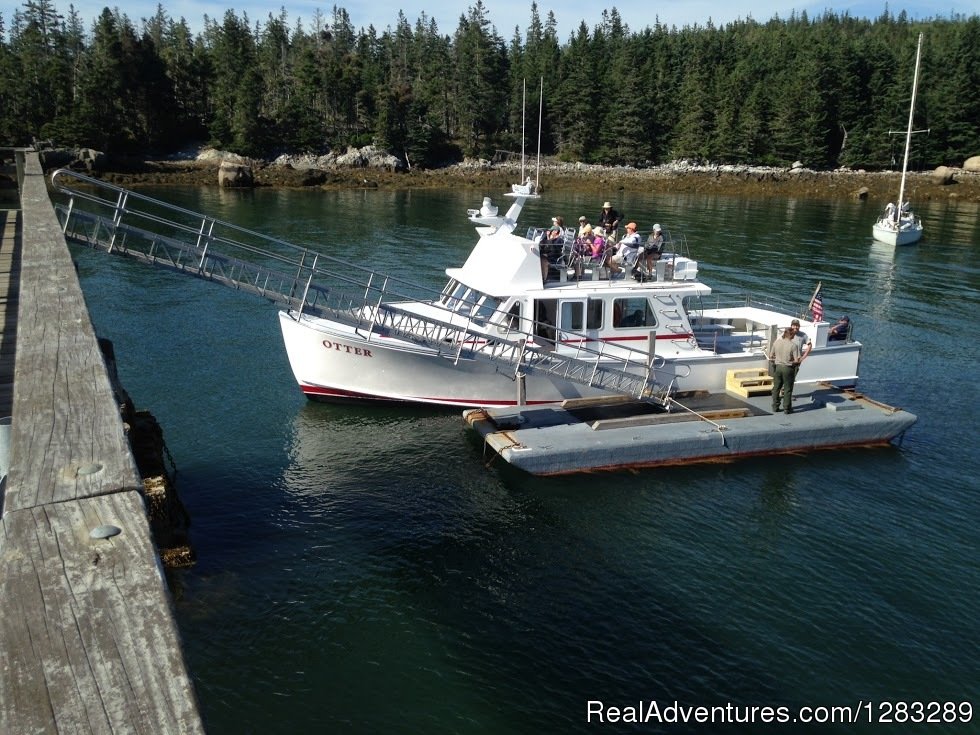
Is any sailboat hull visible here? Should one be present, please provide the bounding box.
[872,219,923,246]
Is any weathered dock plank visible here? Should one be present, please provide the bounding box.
[5,157,140,510]
[0,208,18,420]
[1,493,202,734]
[0,152,204,734]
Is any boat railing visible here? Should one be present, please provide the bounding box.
[365,301,672,399]
[51,168,443,312]
[51,168,676,404]
[351,303,674,403]
[690,292,818,323]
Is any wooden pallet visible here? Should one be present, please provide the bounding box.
[726,368,773,397]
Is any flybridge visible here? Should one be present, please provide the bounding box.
[50,168,676,405]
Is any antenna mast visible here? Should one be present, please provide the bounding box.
[535,77,543,191]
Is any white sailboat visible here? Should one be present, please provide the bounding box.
[873,33,925,246]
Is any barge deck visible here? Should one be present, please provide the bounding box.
[464,384,916,476]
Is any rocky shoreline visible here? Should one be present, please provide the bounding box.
[48,147,980,204]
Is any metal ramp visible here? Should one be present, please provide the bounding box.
[51,168,674,405]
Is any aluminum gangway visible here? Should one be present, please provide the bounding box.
[50,168,675,404]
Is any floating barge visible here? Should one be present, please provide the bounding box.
[463,382,917,476]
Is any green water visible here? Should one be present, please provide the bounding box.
[71,185,980,733]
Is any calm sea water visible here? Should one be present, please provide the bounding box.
[70,185,979,734]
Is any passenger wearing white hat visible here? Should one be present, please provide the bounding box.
[597,201,621,238]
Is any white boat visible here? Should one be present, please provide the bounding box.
[872,33,925,246]
[278,188,862,407]
[47,164,861,410]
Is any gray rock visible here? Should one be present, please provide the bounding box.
[964,155,980,172]
[198,147,246,164]
[218,161,254,187]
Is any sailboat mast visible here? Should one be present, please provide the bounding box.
[535,77,543,191]
[520,79,526,184]
[895,32,923,223]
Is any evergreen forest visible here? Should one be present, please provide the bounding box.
[2,0,979,170]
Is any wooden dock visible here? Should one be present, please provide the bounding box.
[0,152,204,734]
[0,204,17,418]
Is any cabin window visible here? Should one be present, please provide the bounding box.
[498,301,522,333]
[474,294,501,320]
[443,282,468,310]
[559,301,584,332]
[440,279,458,302]
[506,301,521,329]
[612,297,657,329]
[587,299,603,330]
[461,288,479,313]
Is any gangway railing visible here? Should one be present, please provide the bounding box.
[51,168,675,404]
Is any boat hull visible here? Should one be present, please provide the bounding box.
[872,219,923,246]
[279,311,860,408]
[278,310,604,406]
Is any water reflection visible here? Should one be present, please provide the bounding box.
[868,240,898,319]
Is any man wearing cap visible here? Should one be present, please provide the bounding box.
[789,318,812,375]
[597,201,621,237]
[641,223,665,276]
[577,216,592,238]
[607,222,642,277]
[770,327,801,414]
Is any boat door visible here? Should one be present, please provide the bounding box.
[533,299,558,347]
[554,297,593,353]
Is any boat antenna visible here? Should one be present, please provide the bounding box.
[895,32,923,224]
[520,78,527,185]
[535,76,543,192]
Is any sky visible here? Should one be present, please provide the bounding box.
[4,0,978,38]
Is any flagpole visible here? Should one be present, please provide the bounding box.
[806,281,822,315]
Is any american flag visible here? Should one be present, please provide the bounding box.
[811,289,824,322]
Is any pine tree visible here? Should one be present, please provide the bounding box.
[451,1,508,158]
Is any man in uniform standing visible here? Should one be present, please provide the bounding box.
[771,327,801,414]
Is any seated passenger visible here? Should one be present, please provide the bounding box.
[828,315,851,341]
[590,231,606,259]
[546,216,565,244]
[641,223,665,275]
[607,222,642,277]
[538,216,566,279]
[620,309,645,327]
[575,224,594,255]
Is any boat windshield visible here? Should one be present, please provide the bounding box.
[440,279,501,321]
